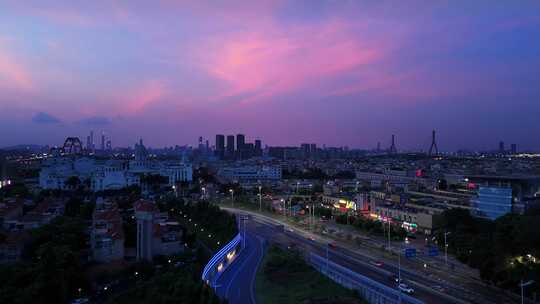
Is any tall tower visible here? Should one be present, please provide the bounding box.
[101,132,105,151]
[90,131,94,151]
[376,142,381,152]
[428,130,439,156]
[389,135,397,154]
[215,134,225,158]
[236,134,245,151]
[226,135,235,157]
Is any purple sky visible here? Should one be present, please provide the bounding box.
[1,1,539,151]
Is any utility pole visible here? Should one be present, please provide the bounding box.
[398,250,402,303]
[229,189,234,208]
[258,185,262,212]
[520,279,534,304]
[444,231,451,267]
[388,220,391,251]
[243,216,246,248]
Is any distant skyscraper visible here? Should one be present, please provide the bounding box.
[198,136,204,151]
[106,140,112,151]
[90,130,94,150]
[215,134,225,158]
[389,135,397,154]
[101,132,105,151]
[499,141,505,154]
[255,139,262,156]
[236,134,245,151]
[227,135,235,156]
[301,143,310,156]
[511,144,517,154]
[310,144,317,154]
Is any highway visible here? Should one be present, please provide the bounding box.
[224,208,517,304]
[214,231,265,304]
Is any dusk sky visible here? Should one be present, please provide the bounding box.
[1,1,539,151]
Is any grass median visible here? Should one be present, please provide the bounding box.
[255,245,367,304]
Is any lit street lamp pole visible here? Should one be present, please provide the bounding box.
[229,189,234,208]
[258,185,262,212]
[444,231,451,267]
[398,250,402,303]
[520,279,534,304]
[388,220,391,251]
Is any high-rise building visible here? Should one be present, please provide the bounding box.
[90,131,94,151]
[135,200,159,262]
[511,144,517,154]
[499,141,505,154]
[255,139,262,156]
[301,143,310,157]
[236,134,245,151]
[215,134,225,158]
[101,132,106,151]
[227,135,235,157]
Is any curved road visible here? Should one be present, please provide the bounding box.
[215,231,265,304]
[224,208,519,304]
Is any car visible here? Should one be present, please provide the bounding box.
[308,236,316,241]
[432,285,446,293]
[373,261,384,267]
[389,275,402,284]
[287,243,297,250]
[398,283,414,294]
[71,299,89,304]
[328,242,337,249]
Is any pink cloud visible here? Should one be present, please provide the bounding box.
[194,20,386,105]
[0,49,33,91]
[113,80,167,115]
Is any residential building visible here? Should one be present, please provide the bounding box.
[91,199,125,262]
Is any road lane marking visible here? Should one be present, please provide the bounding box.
[250,236,265,304]
[225,233,257,301]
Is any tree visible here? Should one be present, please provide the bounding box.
[65,176,81,190]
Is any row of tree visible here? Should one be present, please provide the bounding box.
[336,214,407,241]
[436,208,540,295]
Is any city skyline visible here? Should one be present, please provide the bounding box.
[1,1,540,150]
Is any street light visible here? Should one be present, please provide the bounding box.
[202,187,206,199]
[520,280,534,304]
[444,231,451,267]
[258,185,262,212]
[229,189,234,207]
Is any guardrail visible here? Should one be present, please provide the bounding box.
[309,253,424,304]
[201,233,243,287]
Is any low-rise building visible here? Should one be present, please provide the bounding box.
[217,165,281,182]
[39,139,192,192]
[91,199,125,262]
